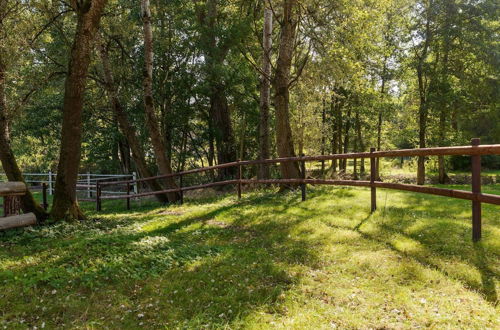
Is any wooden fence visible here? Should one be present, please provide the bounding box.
[0,172,136,197]
[98,139,500,241]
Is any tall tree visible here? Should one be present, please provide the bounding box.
[51,0,108,220]
[320,98,327,175]
[201,0,237,179]
[415,0,433,186]
[434,0,454,184]
[258,5,273,179]
[0,2,47,219]
[140,0,179,202]
[0,55,47,220]
[273,0,300,180]
[97,39,169,203]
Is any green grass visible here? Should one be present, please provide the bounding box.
[1,185,499,329]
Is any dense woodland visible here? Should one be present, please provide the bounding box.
[0,0,498,220]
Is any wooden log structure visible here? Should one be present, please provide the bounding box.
[0,182,26,197]
[0,213,37,230]
[3,195,22,217]
[0,182,37,230]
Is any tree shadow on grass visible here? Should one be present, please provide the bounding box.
[2,187,498,328]
[474,242,498,304]
[0,192,326,328]
[353,191,499,305]
[286,186,499,305]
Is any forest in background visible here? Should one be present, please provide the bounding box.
[0,0,498,220]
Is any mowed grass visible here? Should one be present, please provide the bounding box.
[0,185,499,329]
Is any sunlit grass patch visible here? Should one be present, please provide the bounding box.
[0,185,499,328]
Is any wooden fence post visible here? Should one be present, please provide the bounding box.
[126,182,131,210]
[301,154,306,201]
[42,183,48,210]
[87,172,91,198]
[370,147,377,212]
[179,174,184,205]
[48,171,53,195]
[96,181,102,212]
[132,172,138,195]
[237,161,242,200]
[471,138,482,242]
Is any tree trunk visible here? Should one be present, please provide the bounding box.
[330,94,337,172]
[343,107,352,172]
[376,60,387,181]
[437,107,450,184]
[336,100,346,173]
[437,5,451,185]
[336,94,344,171]
[376,110,382,180]
[141,0,179,202]
[416,4,432,186]
[258,6,273,179]
[0,55,47,220]
[97,39,169,204]
[353,121,358,180]
[273,0,300,181]
[117,136,131,174]
[355,111,365,174]
[201,0,237,181]
[51,0,108,221]
[417,95,428,185]
[210,88,237,178]
[178,128,188,173]
[320,98,327,176]
[239,114,247,160]
[207,122,216,180]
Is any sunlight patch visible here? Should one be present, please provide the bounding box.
[133,236,171,249]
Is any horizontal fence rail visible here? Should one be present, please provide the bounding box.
[0,172,137,199]
[94,139,499,242]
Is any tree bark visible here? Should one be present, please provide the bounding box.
[376,110,382,180]
[376,60,387,181]
[239,113,247,160]
[320,98,327,176]
[353,122,358,180]
[258,6,273,179]
[336,93,345,171]
[97,39,169,203]
[343,107,352,171]
[273,0,300,181]
[437,117,449,184]
[141,0,179,202]
[51,0,108,221]
[437,2,452,184]
[416,2,432,186]
[330,94,338,172]
[0,56,47,220]
[203,0,237,180]
[355,110,365,174]
[117,136,131,174]
[207,120,216,180]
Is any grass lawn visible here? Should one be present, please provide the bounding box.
[0,185,499,329]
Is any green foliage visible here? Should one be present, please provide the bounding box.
[450,155,500,171]
[1,0,498,176]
